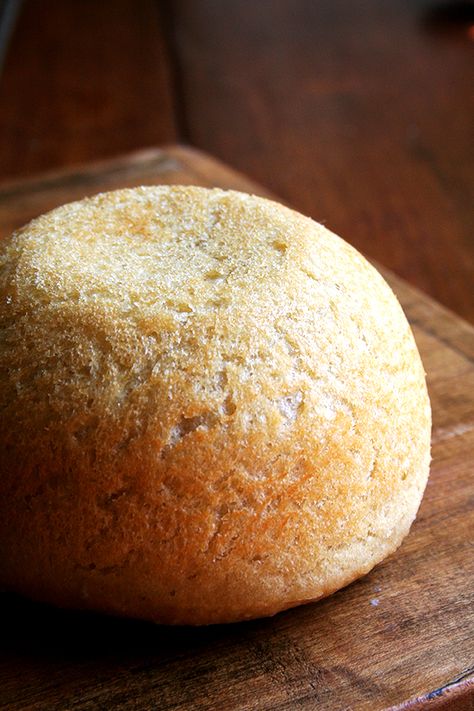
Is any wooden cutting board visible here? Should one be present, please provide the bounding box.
[0,146,472,711]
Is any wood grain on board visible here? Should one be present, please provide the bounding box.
[0,146,472,711]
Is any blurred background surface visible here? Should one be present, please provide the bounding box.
[0,0,473,321]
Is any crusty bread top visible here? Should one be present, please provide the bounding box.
[0,187,431,624]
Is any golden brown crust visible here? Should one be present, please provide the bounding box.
[0,186,431,624]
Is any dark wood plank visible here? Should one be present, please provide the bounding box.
[0,147,472,710]
[0,0,177,181]
[165,0,474,324]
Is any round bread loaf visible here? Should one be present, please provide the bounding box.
[0,186,431,625]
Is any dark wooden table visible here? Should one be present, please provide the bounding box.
[0,0,473,322]
[0,3,473,709]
